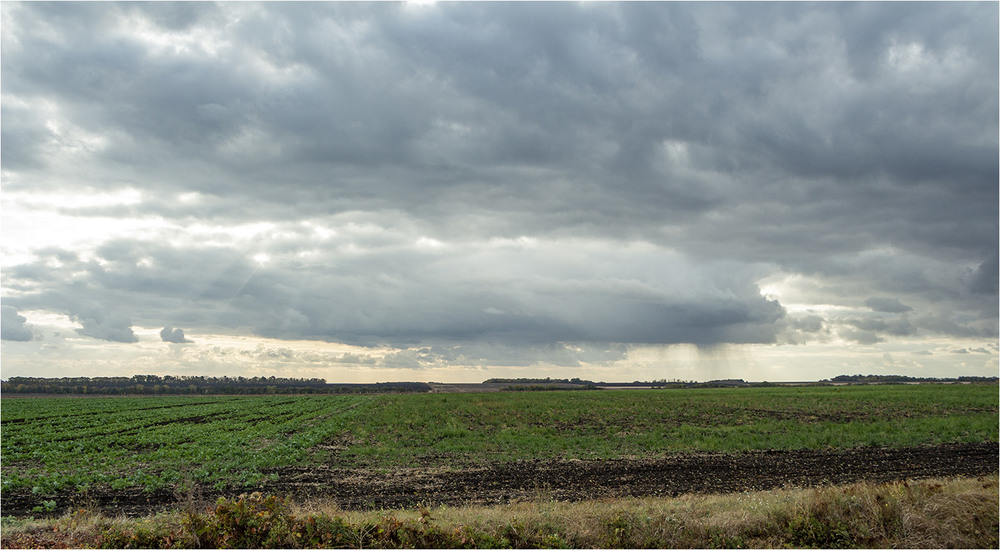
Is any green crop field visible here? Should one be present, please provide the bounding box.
[2,384,997,497]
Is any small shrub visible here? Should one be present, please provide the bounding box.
[707,527,747,549]
[498,518,529,548]
[289,514,353,547]
[189,492,296,548]
[604,512,630,548]
[786,513,853,548]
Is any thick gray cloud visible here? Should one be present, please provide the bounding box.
[74,312,138,344]
[1,2,996,371]
[1,305,34,341]
[865,297,913,314]
[160,326,193,344]
[971,251,999,296]
[3,236,784,347]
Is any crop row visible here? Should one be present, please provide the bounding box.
[332,384,997,466]
[1,395,373,494]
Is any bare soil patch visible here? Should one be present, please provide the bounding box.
[2,442,995,518]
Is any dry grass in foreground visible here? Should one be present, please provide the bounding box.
[2,475,997,549]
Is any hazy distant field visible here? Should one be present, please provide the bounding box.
[3,384,996,501]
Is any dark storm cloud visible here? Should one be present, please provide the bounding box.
[1,236,785,348]
[970,251,999,296]
[7,3,994,221]
[1,2,996,356]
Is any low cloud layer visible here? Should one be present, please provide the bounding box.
[1,2,996,377]
[4,237,786,347]
[865,297,913,314]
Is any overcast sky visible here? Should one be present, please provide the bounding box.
[2,1,997,383]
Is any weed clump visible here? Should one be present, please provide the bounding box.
[181,493,473,549]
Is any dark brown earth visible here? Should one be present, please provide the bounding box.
[2,442,996,518]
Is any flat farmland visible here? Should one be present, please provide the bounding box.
[2,384,997,517]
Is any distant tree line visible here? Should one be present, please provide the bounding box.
[501,384,597,392]
[0,375,432,395]
[485,375,998,391]
[3,373,993,396]
[825,374,999,385]
[484,377,596,385]
[325,382,433,394]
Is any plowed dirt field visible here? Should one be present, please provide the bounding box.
[3,442,996,518]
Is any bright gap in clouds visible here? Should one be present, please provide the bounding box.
[1,193,162,267]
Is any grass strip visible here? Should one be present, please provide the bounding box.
[2,475,996,549]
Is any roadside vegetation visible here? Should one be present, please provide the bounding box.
[2,475,996,548]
